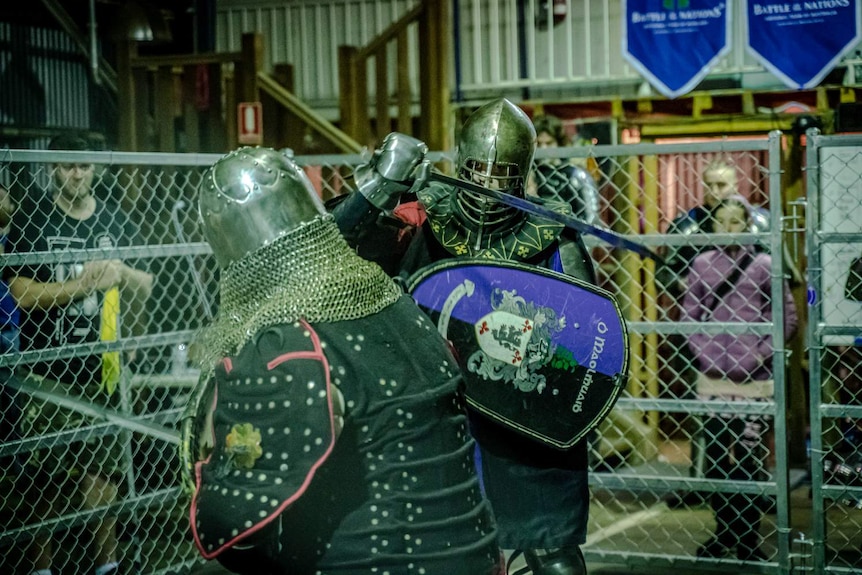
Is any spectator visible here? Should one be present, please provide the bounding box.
[660,159,741,296]
[660,158,801,296]
[680,195,798,561]
[531,114,602,228]
[0,184,22,475]
[4,133,153,575]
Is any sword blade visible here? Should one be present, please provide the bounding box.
[428,172,662,262]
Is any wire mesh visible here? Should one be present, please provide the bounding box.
[0,135,842,574]
[806,133,862,575]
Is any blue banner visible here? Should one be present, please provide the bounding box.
[623,0,731,98]
[746,1,861,89]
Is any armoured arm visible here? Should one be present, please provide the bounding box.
[353,132,430,211]
[332,133,429,270]
[558,231,597,284]
[569,166,602,228]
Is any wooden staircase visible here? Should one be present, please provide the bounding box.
[114,0,451,155]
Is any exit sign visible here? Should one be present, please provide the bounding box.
[237,101,263,145]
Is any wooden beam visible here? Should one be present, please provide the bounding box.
[116,40,138,151]
[375,46,389,143]
[236,33,264,104]
[419,0,449,151]
[639,116,797,137]
[396,29,412,134]
[155,67,176,153]
[132,67,149,151]
[205,64,227,153]
[338,45,369,146]
[692,94,713,120]
[132,52,242,69]
[357,3,425,60]
[182,65,201,152]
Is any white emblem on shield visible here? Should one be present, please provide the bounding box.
[475,311,533,366]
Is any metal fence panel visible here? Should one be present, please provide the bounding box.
[0,138,810,574]
[806,132,862,575]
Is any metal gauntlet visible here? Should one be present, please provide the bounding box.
[353,132,429,211]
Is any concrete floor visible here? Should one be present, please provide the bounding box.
[187,439,861,575]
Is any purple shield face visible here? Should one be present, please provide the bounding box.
[408,259,629,449]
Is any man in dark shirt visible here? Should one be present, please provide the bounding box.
[5,133,152,575]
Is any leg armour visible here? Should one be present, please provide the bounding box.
[523,547,586,575]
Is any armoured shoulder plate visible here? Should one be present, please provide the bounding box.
[749,206,770,233]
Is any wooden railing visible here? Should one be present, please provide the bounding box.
[257,72,361,154]
[115,33,361,154]
[116,1,452,155]
[338,0,450,151]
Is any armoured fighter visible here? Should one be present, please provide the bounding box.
[180,147,502,575]
[333,98,607,575]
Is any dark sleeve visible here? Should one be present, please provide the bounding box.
[189,322,339,559]
[328,192,383,244]
[328,193,416,276]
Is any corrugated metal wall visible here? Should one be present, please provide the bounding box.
[0,22,94,149]
[216,0,421,110]
[216,0,862,108]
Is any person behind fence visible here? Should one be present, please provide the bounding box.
[0,184,22,473]
[680,195,798,561]
[179,147,502,575]
[659,158,802,296]
[530,114,602,228]
[4,133,154,575]
[659,159,740,295]
[332,98,596,575]
[660,160,759,508]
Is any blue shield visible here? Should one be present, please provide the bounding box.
[408,259,629,449]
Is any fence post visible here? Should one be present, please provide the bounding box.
[182,65,201,152]
[375,46,390,143]
[231,32,264,149]
[155,66,176,153]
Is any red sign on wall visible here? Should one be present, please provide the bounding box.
[237,101,263,145]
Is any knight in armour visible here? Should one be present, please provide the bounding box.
[181,147,502,575]
[333,98,599,575]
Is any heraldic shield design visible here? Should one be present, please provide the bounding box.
[407,259,629,449]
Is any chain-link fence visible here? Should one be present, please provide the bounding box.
[806,132,862,575]
[0,135,846,575]
[534,134,808,574]
[0,148,364,575]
